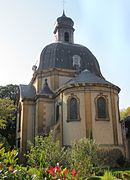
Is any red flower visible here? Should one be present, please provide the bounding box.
[62,168,69,179]
[47,166,55,176]
[54,164,61,173]
[47,164,62,176]
[63,168,69,175]
[72,169,77,176]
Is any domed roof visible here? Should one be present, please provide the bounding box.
[37,12,104,78]
[37,42,103,78]
[57,11,74,27]
[53,11,74,34]
[64,69,120,92]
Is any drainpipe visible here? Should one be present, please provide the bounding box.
[61,92,63,146]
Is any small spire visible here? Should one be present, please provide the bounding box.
[40,78,54,96]
[62,0,66,16]
[62,10,66,16]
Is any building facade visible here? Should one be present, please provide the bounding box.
[16,12,124,158]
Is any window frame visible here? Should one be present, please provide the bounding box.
[67,95,80,122]
[95,94,109,121]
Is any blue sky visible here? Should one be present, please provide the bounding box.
[0,0,130,109]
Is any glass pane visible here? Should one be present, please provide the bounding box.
[97,97,107,118]
[70,98,78,120]
[56,105,59,122]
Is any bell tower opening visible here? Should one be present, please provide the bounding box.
[64,32,69,42]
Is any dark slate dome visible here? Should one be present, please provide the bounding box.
[37,42,103,78]
[37,12,104,78]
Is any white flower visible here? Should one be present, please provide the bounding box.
[32,174,37,180]
[13,170,17,174]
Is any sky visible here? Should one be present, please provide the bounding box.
[0,0,130,109]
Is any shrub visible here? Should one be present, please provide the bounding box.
[98,148,125,168]
[113,170,130,179]
[101,171,116,180]
[68,138,103,178]
[0,144,32,179]
[0,134,10,151]
[26,134,104,178]
[26,132,68,169]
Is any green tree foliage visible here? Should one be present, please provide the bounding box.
[0,98,16,147]
[0,84,19,147]
[0,98,16,128]
[120,106,130,120]
[0,84,19,105]
[0,134,10,151]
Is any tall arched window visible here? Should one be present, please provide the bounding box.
[56,105,59,122]
[97,97,107,118]
[64,32,69,42]
[67,96,80,121]
[70,98,78,120]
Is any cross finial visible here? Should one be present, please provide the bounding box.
[63,0,65,11]
[62,0,66,14]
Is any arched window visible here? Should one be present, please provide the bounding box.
[70,98,78,119]
[56,105,59,122]
[97,97,107,118]
[64,32,69,42]
[67,96,80,121]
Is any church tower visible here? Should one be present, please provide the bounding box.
[54,11,74,43]
[16,12,124,161]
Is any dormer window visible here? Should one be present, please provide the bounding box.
[64,32,69,42]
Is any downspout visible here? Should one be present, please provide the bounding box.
[33,99,36,145]
[61,92,63,146]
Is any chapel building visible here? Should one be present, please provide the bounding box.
[16,12,124,157]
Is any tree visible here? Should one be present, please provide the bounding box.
[120,107,130,120]
[0,98,16,147]
[0,84,19,147]
[0,99,15,128]
[0,84,19,105]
